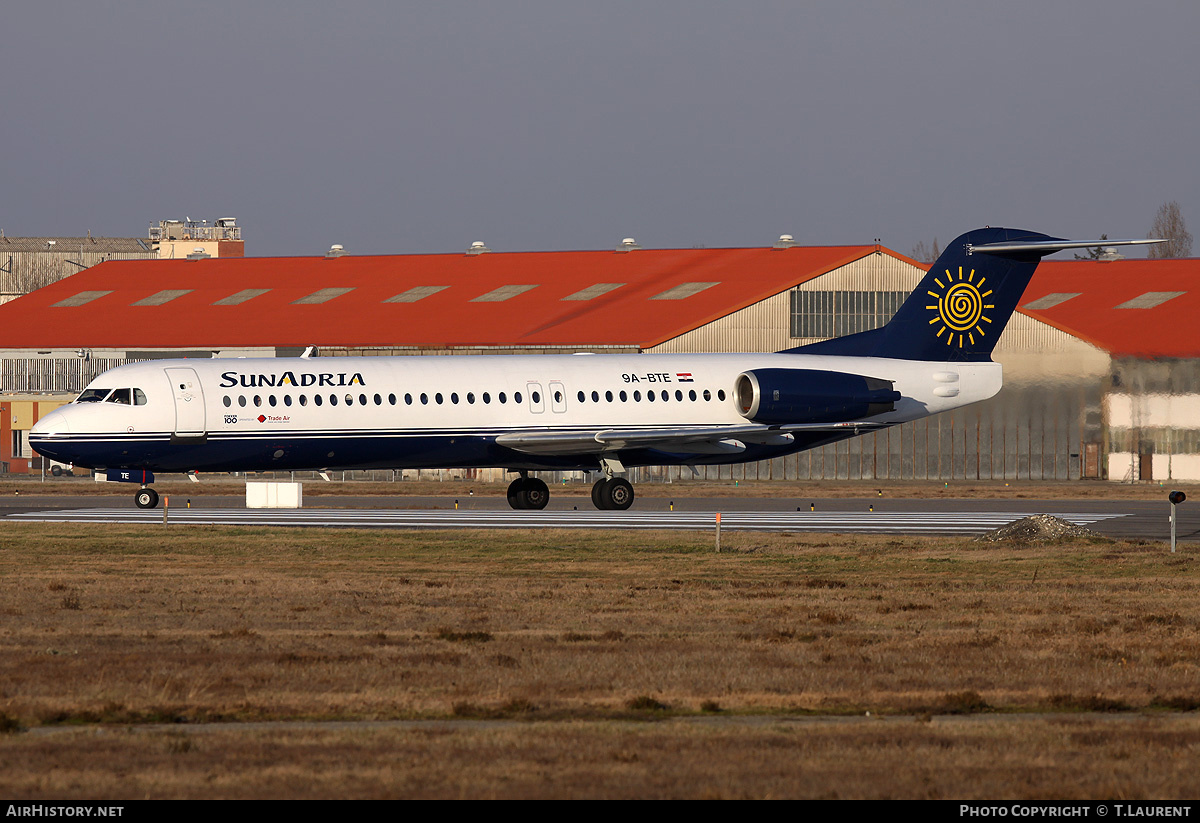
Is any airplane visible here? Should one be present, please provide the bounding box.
[29,227,1161,511]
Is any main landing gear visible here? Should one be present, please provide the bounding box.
[591,476,634,510]
[506,475,550,510]
[134,487,160,509]
[505,458,637,512]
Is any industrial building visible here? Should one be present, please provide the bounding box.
[0,235,1195,482]
[0,219,243,305]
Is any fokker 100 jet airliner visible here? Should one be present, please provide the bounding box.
[30,228,1159,510]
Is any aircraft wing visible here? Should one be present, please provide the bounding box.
[494,421,885,456]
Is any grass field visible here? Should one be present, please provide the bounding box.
[1,522,1199,798]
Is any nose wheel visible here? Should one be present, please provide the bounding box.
[591,477,634,510]
[134,487,160,509]
[506,476,550,510]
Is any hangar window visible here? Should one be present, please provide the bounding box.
[789,290,909,338]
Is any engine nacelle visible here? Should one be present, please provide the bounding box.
[734,368,901,425]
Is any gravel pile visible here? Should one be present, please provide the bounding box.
[974,513,1103,543]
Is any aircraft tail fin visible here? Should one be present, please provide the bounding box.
[788,227,1161,362]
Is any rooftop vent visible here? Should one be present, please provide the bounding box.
[466,241,491,255]
[325,244,348,259]
[773,234,797,250]
[615,238,641,253]
[1098,247,1125,262]
[186,247,210,260]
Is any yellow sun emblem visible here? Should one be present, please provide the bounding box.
[926,266,994,348]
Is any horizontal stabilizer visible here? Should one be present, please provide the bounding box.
[967,238,1165,256]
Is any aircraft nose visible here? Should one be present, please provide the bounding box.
[31,408,71,436]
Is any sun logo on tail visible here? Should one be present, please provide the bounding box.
[926,266,994,348]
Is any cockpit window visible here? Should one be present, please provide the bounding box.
[133,388,148,406]
[76,388,110,403]
[105,388,133,405]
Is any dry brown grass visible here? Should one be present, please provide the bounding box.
[2,522,1199,798]
[4,716,1200,799]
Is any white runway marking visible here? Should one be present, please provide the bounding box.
[6,508,1130,535]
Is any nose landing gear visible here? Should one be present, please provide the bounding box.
[134,487,160,509]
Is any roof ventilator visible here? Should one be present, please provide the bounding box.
[466,241,491,255]
[615,238,641,253]
[185,247,210,260]
[773,234,797,250]
[325,244,348,259]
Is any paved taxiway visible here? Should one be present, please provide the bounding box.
[2,493,1195,540]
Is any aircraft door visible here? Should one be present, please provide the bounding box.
[527,382,545,414]
[164,367,206,436]
[549,381,567,413]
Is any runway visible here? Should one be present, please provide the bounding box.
[5,506,1131,535]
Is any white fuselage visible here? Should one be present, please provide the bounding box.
[30,352,1002,473]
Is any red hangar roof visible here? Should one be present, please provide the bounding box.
[1019,259,1200,359]
[0,245,882,350]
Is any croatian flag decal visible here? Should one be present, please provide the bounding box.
[676,373,694,382]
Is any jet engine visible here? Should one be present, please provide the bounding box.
[734,368,901,425]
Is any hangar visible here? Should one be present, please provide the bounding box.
[0,237,1195,482]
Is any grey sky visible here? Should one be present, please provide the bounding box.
[2,1,1196,257]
